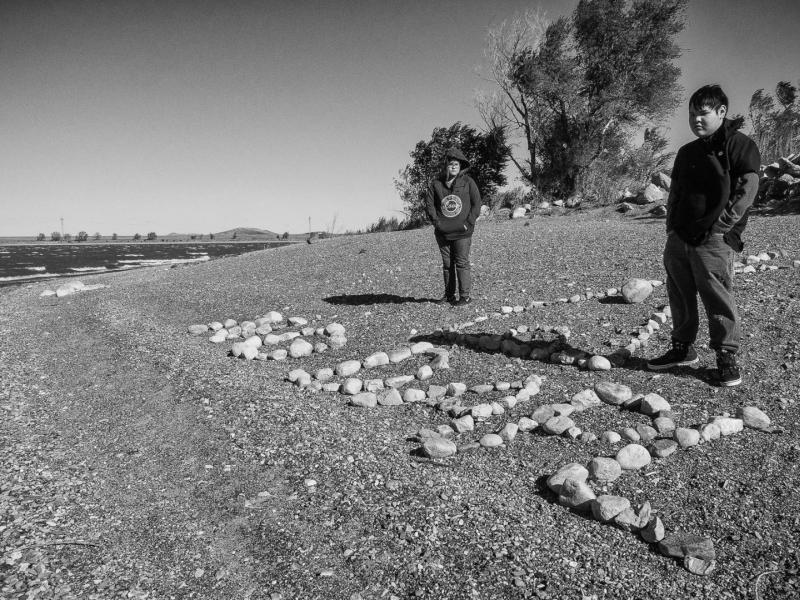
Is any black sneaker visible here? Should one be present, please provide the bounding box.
[432,296,456,305]
[715,351,741,387]
[647,340,699,371]
[454,296,472,307]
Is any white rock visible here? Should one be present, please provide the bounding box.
[288,316,308,326]
[410,341,434,354]
[480,433,504,448]
[451,414,475,433]
[209,332,227,344]
[241,346,259,360]
[243,335,262,348]
[262,333,281,345]
[268,349,288,361]
[698,422,721,442]
[349,392,377,408]
[403,389,426,403]
[447,382,467,396]
[500,306,513,314]
[736,406,771,431]
[558,478,596,512]
[231,342,247,357]
[208,321,224,331]
[616,444,651,470]
[591,495,631,522]
[364,378,385,393]
[277,331,300,342]
[324,322,346,337]
[341,378,363,395]
[601,430,622,444]
[313,342,329,353]
[422,438,457,458]
[542,416,575,435]
[385,375,414,388]
[223,318,238,329]
[314,368,334,381]
[335,360,362,377]
[712,417,743,436]
[491,401,505,415]
[565,426,582,439]
[262,311,283,324]
[416,365,434,381]
[571,389,601,411]
[587,355,612,371]
[588,457,623,483]
[517,417,538,432]
[594,381,633,406]
[188,324,209,335]
[363,352,390,368]
[287,368,310,383]
[498,423,518,441]
[377,388,403,406]
[470,403,493,420]
[640,393,671,416]
[547,463,589,493]
[388,347,412,363]
[621,278,653,304]
[500,396,517,409]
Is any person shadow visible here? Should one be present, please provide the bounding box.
[324,293,441,305]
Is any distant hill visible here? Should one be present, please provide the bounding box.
[214,227,280,239]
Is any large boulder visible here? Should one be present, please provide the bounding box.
[634,183,665,205]
[651,172,672,190]
[621,278,653,303]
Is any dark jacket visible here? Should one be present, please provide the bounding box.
[425,148,482,241]
[667,119,761,251]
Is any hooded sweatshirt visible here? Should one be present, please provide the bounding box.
[424,147,482,241]
[667,118,761,250]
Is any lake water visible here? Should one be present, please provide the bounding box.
[0,241,291,287]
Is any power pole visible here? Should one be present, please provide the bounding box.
[308,216,311,235]
[60,217,64,240]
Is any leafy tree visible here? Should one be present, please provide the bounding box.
[232,232,237,240]
[94,232,101,240]
[749,80,800,162]
[133,233,141,240]
[394,122,510,224]
[281,232,289,240]
[36,233,46,241]
[63,233,72,242]
[112,233,118,240]
[479,0,686,198]
[51,232,61,241]
[209,233,215,240]
[147,231,157,240]
[76,231,88,242]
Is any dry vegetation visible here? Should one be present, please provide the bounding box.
[1,209,799,599]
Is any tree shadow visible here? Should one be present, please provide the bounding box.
[324,293,441,305]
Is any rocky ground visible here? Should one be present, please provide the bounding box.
[1,208,799,599]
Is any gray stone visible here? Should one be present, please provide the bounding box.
[422,438,457,459]
[591,495,631,522]
[430,353,450,370]
[565,426,582,439]
[410,341,434,354]
[223,318,238,329]
[403,389,426,403]
[658,533,716,561]
[243,335,262,348]
[594,381,633,406]
[640,393,671,416]
[470,384,495,395]
[517,417,538,432]
[287,368,310,383]
[571,389,601,411]
[531,405,556,423]
[479,434,504,448]
[558,478,596,512]
[349,392,377,408]
[601,430,622,444]
[547,463,589,493]
[267,349,287,361]
[188,324,209,335]
[587,355,612,371]
[324,322,345,337]
[335,360,361,377]
[341,378,363,395]
[490,401,505,415]
[416,365,434,381]
[621,278,653,304]
[451,414,475,433]
[363,352,389,368]
[588,457,623,484]
[447,382,467,396]
[388,347,412,363]
[470,403,493,420]
[289,338,314,358]
[698,422,721,442]
[313,342,329,354]
[614,501,651,532]
[616,444,652,470]
[736,406,771,431]
[712,416,744,436]
[427,385,447,400]
[385,375,414,388]
[636,424,658,443]
[542,416,575,435]
[364,378,385,393]
[276,331,300,342]
[241,346,258,360]
[579,431,598,443]
[500,396,517,409]
[649,439,678,458]
[674,427,700,448]
[498,423,519,442]
[684,557,716,576]
[551,403,575,417]
[495,381,511,391]
[640,517,665,543]
[653,416,676,436]
[328,334,348,349]
[377,388,403,406]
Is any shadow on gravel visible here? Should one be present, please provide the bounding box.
[324,293,440,305]
[598,296,628,305]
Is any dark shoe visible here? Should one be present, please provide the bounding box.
[454,296,472,307]
[714,351,741,387]
[433,296,456,305]
[647,340,699,371]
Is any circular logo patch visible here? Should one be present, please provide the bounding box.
[441,194,462,218]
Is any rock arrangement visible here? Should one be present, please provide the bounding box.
[187,312,347,360]
[757,152,800,208]
[545,391,773,575]
[39,280,106,298]
[617,172,671,214]
[734,248,800,274]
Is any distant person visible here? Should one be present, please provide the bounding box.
[647,84,760,387]
[425,147,482,306]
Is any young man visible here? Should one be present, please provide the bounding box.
[647,85,761,386]
[425,147,482,306]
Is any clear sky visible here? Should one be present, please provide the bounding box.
[2,0,799,237]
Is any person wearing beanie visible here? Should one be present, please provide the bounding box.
[424,147,482,306]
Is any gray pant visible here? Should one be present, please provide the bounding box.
[435,232,472,299]
[664,232,740,353]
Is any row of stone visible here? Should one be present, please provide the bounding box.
[735,250,800,273]
[547,470,716,575]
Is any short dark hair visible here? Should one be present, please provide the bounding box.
[689,84,728,111]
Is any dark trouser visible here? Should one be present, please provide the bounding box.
[664,232,740,353]
[435,232,472,299]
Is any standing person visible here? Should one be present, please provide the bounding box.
[647,84,761,387]
[425,147,482,306]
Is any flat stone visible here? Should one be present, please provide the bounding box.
[427,385,447,400]
[636,424,658,443]
[640,516,665,543]
[410,341,434,354]
[653,416,676,436]
[276,331,300,342]
[674,427,700,448]
[364,378,385,393]
[289,338,314,358]
[313,368,334,382]
[542,416,575,435]
[324,322,345,336]
[658,533,716,561]
[241,346,259,360]
[341,378,363,395]
[698,422,721,442]
[517,417,538,432]
[349,392,377,408]
[601,430,622,444]
[588,457,623,484]
[591,495,631,522]
[479,434,504,448]
[267,349,287,361]
[500,395,517,409]
[470,384,495,395]
[313,342,329,354]
[498,423,518,441]
[363,352,390,368]
[470,403,493,420]
[422,438,457,459]
[328,334,348,349]
[551,403,575,417]
[335,360,362,377]
[616,444,651,470]
[436,425,455,437]
[571,389,601,411]
[457,442,481,454]
[377,388,403,406]
[614,501,651,532]
[385,375,414,388]
[403,389,426,403]
[531,405,556,423]
[558,478,596,512]
[736,406,771,431]
[547,463,589,493]
[712,416,744,436]
[565,426,582,439]
[649,439,678,458]
[416,365,434,381]
[388,347,412,363]
[188,324,209,335]
[490,401,505,415]
[579,431,598,443]
[495,381,511,391]
[287,368,310,383]
[640,393,671,416]
[594,381,633,406]
[684,557,716,576]
[621,278,653,303]
[447,382,467,396]
[620,427,640,442]
[451,414,475,433]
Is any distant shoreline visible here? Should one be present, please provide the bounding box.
[0,239,305,246]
